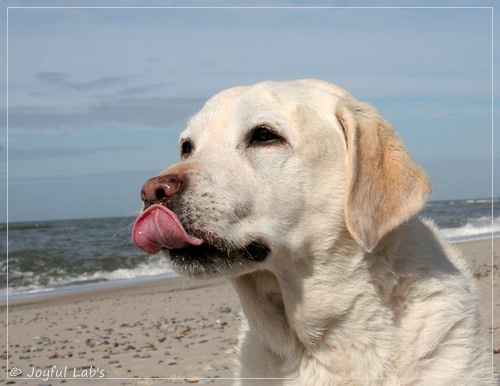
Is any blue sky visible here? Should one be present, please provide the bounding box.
[1,1,498,222]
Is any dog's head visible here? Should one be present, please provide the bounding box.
[132,79,431,277]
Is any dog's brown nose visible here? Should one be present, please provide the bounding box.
[140,174,185,205]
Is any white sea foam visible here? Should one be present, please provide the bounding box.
[2,256,178,300]
[441,216,500,242]
[465,198,498,204]
[61,257,176,283]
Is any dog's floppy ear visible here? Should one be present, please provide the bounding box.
[336,99,431,252]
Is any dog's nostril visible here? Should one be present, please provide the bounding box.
[155,188,168,201]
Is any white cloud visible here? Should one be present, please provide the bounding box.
[8,96,206,132]
[36,72,134,91]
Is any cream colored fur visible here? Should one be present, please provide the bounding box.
[157,79,496,384]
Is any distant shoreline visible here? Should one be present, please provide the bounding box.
[2,272,181,304]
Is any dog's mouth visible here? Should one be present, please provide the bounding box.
[132,204,269,275]
[169,240,270,262]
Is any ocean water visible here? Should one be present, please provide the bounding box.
[2,198,499,300]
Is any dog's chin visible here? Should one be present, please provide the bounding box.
[163,241,270,278]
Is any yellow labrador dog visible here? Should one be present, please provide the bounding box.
[132,79,496,385]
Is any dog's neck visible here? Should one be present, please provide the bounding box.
[230,223,407,373]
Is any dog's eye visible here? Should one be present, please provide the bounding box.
[249,126,282,145]
[180,140,193,157]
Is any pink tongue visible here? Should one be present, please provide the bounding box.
[132,204,203,254]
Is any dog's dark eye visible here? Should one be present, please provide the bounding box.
[180,140,193,157]
[249,126,282,145]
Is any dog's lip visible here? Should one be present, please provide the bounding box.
[169,240,270,262]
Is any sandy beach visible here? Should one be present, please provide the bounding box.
[2,238,499,385]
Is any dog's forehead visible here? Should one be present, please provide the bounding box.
[182,80,349,143]
[182,86,247,141]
